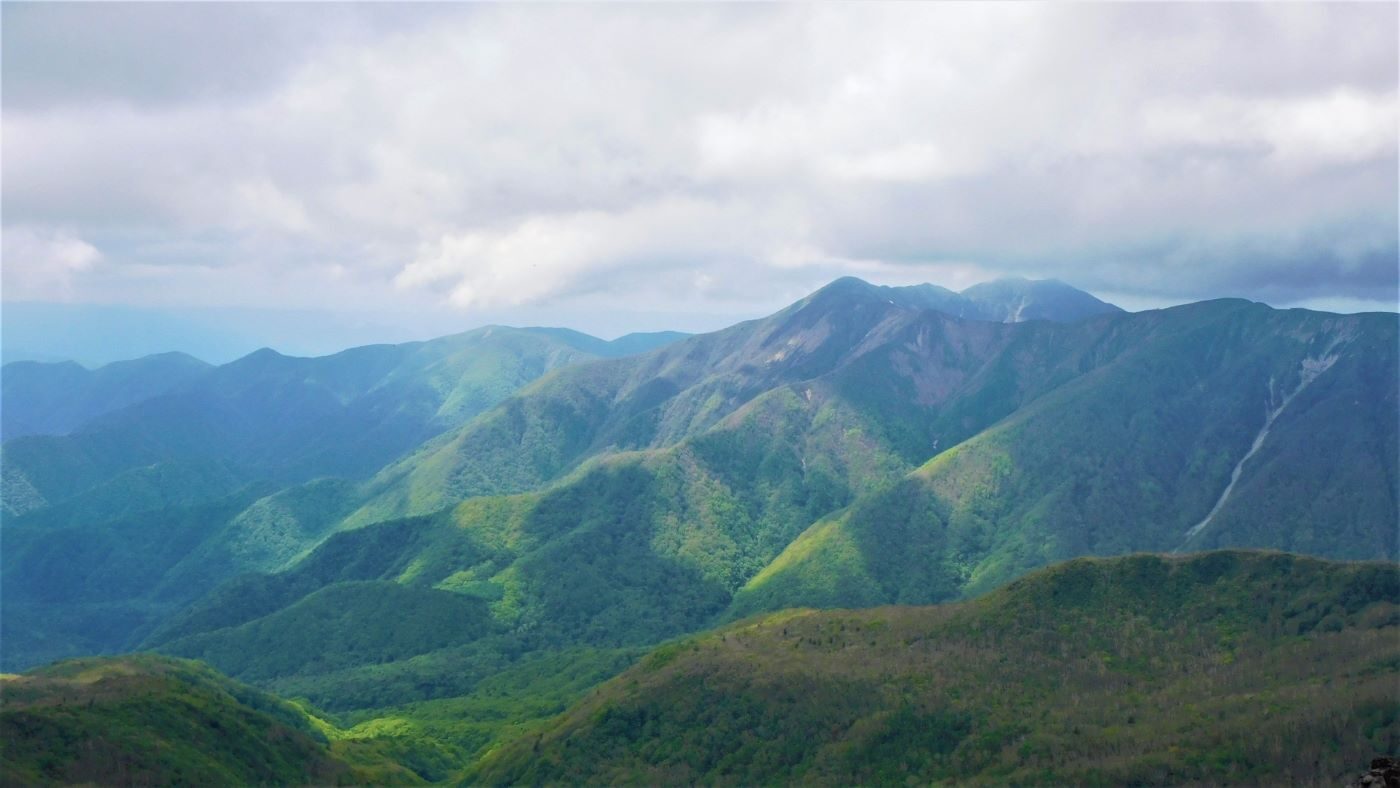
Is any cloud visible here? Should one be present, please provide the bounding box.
[2,227,103,300]
[2,2,1396,330]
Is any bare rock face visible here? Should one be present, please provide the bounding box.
[1351,757,1400,788]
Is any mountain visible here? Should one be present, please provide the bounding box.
[0,325,673,518]
[0,654,411,786]
[344,277,1122,525]
[3,276,1395,775]
[0,326,686,670]
[959,276,1124,322]
[469,551,1400,786]
[1,271,1394,785]
[817,275,1124,324]
[1,351,211,441]
[135,280,1394,746]
[728,299,1398,616]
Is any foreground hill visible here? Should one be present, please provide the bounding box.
[0,654,410,786]
[470,551,1400,786]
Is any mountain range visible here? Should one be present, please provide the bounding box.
[1,275,1394,782]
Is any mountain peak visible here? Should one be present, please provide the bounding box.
[801,275,1121,324]
[809,275,878,299]
[958,277,1122,323]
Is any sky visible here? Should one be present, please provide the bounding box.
[3,2,1397,362]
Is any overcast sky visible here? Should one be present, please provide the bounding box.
[3,2,1397,351]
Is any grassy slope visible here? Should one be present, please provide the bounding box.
[0,654,412,787]
[470,551,1400,786]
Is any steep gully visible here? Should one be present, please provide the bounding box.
[1176,352,1339,551]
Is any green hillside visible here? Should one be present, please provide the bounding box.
[0,654,410,787]
[470,551,1400,786]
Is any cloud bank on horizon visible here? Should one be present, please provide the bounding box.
[3,2,1397,338]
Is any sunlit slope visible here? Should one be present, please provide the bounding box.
[0,326,653,517]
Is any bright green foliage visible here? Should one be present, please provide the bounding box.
[143,386,912,705]
[345,277,1083,524]
[470,551,1400,786]
[0,654,401,787]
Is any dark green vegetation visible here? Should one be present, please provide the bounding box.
[472,551,1400,786]
[0,654,405,787]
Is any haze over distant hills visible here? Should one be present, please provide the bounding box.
[0,277,1116,367]
[1,276,1395,782]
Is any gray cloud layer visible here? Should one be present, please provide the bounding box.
[4,2,1396,332]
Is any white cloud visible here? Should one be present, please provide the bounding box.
[1140,88,1399,168]
[2,2,1395,327]
[2,227,103,300]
